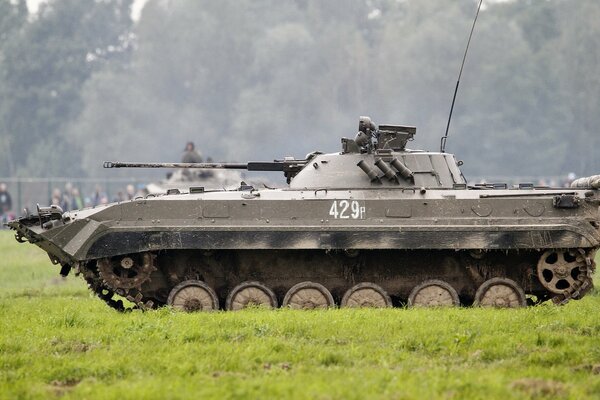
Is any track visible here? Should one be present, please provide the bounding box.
[77,248,596,312]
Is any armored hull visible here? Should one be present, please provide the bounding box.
[9,120,600,311]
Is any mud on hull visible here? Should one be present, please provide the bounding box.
[80,247,596,311]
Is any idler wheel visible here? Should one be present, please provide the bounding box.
[97,252,156,290]
[283,282,334,309]
[167,280,219,312]
[537,250,585,294]
[474,278,526,308]
[341,282,392,308]
[408,279,460,307]
[226,281,278,311]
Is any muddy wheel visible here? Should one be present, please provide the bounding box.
[474,278,526,308]
[537,250,586,294]
[226,281,277,311]
[282,282,334,309]
[341,282,392,308]
[408,279,459,307]
[167,280,219,312]
[97,252,156,290]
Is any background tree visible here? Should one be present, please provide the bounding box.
[0,0,27,176]
[0,0,133,177]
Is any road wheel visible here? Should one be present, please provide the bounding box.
[341,282,392,308]
[474,277,526,308]
[408,279,460,307]
[167,280,219,312]
[226,281,277,311]
[282,282,334,309]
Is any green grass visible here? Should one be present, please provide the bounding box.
[1,231,599,399]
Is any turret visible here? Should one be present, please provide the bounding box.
[104,117,467,190]
[288,116,465,189]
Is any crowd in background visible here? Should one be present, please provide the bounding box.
[0,172,581,228]
[0,181,147,227]
[49,182,146,212]
[0,182,13,225]
[0,142,204,227]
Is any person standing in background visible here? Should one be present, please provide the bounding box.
[71,187,84,210]
[0,183,14,225]
[181,142,203,163]
[181,142,203,179]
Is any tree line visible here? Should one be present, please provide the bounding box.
[1,0,599,180]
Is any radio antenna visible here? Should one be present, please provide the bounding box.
[440,0,483,153]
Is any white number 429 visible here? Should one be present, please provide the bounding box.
[329,200,366,219]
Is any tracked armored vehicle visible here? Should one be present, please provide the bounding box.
[8,117,600,311]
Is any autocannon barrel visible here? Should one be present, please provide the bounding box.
[103,160,309,183]
[103,161,287,171]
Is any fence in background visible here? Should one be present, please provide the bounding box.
[0,177,155,220]
[0,174,576,225]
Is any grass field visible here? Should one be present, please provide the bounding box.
[1,231,599,399]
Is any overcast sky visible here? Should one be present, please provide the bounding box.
[25,0,515,20]
[26,0,149,20]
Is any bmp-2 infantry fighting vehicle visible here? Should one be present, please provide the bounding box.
[8,116,600,311]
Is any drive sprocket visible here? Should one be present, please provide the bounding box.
[97,252,156,291]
